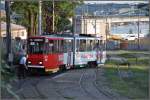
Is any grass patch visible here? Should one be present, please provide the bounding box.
[107,50,150,55]
[63,96,75,100]
[105,60,120,65]
[118,53,135,58]
[105,50,149,99]
[127,57,149,65]
[104,66,149,99]
[107,52,150,66]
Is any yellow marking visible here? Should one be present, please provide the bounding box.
[45,68,59,73]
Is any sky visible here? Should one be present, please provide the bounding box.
[1,0,148,4]
[84,1,149,4]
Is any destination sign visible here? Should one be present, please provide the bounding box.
[29,38,44,42]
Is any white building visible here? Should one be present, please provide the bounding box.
[74,16,107,41]
[1,22,27,39]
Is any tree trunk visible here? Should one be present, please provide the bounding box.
[45,15,53,33]
[28,10,34,37]
[33,13,37,36]
[31,13,34,36]
[28,11,31,37]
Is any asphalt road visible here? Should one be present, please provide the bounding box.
[3,68,128,100]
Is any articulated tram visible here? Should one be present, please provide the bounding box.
[27,34,106,73]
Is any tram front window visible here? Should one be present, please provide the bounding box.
[28,40,44,54]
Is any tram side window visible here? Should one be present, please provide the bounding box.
[63,39,73,53]
[93,40,104,51]
[67,40,73,52]
[93,40,98,50]
[53,40,63,53]
[46,40,54,54]
[99,40,104,50]
[59,40,64,53]
[76,40,80,52]
[44,43,49,54]
[53,40,59,53]
[79,40,86,52]
[86,40,95,51]
[45,40,62,54]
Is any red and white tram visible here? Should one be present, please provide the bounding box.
[27,34,106,73]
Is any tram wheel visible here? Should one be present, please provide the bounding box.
[65,65,71,70]
[59,65,66,72]
[88,61,97,68]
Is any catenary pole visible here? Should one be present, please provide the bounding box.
[38,0,42,35]
[5,0,12,64]
[52,0,55,32]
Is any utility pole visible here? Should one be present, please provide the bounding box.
[5,0,12,64]
[81,5,83,34]
[52,0,55,32]
[137,8,140,50]
[83,5,85,34]
[95,19,96,35]
[83,16,86,34]
[105,14,108,50]
[38,0,42,35]
[73,16,76,34]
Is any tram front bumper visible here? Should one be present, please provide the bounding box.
[28,65,44,68]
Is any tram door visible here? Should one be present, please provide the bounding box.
[63,39,73,69]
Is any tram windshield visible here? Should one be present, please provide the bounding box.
[28,38,45,54]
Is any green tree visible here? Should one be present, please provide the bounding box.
[11,1,38,37]
[1,46,19,99]
[11,0,82,36]
[40,0,83,33]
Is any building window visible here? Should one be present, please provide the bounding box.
[22,31,24,36]
[17,32,19,37]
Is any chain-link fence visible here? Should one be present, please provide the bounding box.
[106,38,150,51]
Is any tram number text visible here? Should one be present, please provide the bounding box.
[81,54,94,58]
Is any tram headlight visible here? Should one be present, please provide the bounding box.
[28,61,31,64]
[39,61,43,65]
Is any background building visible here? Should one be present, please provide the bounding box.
[74,16,107,41]
[1,22,27,39]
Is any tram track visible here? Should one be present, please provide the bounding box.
[51,79,70,99]
[78,67,112,100]
[78,66,120,100]
[28,73,73,99]
[50,78,81,100]
[15,78,47,99]
[93,66,117,100]
[13,65,123,100]
[14,71,65,99]
[30,78,47,99]
[79,68,98,100]
[16,78,47,99]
